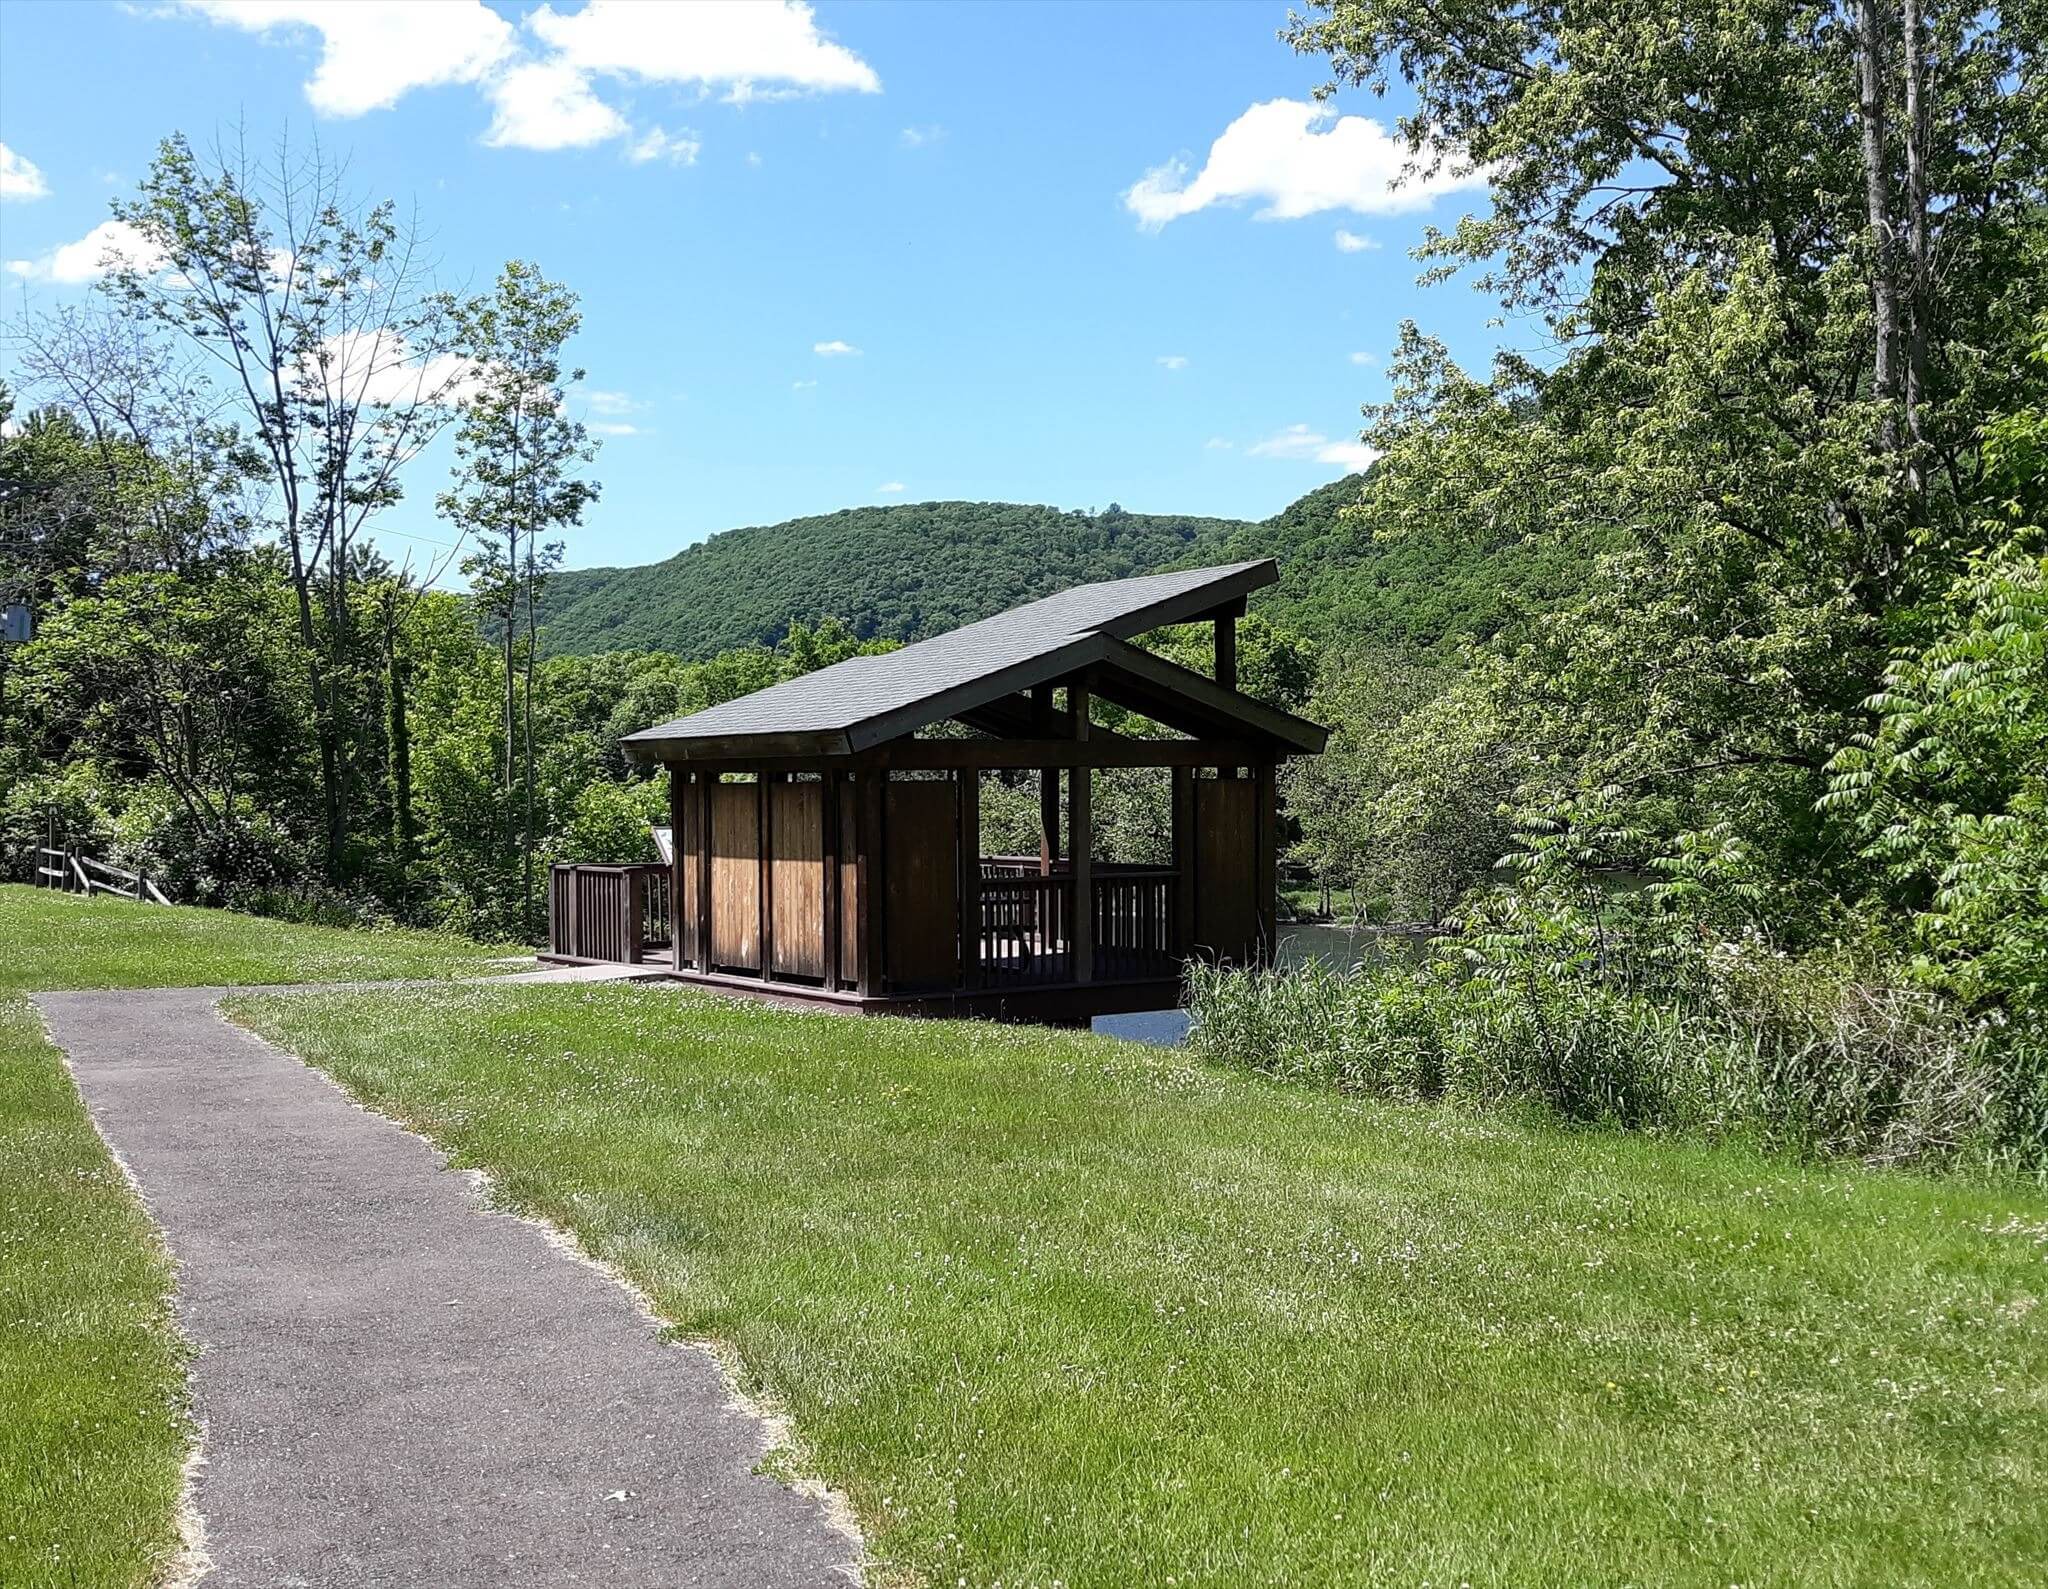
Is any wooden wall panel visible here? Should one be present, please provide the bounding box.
[1193,776,1257,964]
[710,781,760,970]
[771,780,826,979]
[678,774,700,967]
[838,777,861,987]
[884,780,957,991]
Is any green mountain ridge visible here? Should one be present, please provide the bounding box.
[535,483,1587,660]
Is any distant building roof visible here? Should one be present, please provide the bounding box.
[621,559,1325,761]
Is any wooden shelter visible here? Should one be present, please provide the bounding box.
[545,559,1327,1022]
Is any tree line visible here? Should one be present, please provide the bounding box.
[0,133,893,940]
[1227,0,2045,1167]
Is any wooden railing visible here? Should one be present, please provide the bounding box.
[35,844,171,905]
[550,851,1173,986]
[1090,867,1179,981]
[978,872,1073,985]
[549,863,671,963]
[976,862,1181,985]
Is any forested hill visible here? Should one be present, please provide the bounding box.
[534,486,1591,659]
[532,502,1245,658]
[1214,478,1599,650]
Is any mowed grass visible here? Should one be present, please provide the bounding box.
[0,885,517,1588]
[0,883,520,995]
[234,982,2048,1589]
[0,999,186,1589]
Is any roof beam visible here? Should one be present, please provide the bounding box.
[623,728,853,766]
[840,632,1107,753]
[954,693,1135,744]
[1093,638,1328,753]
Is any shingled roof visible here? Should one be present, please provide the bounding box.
[621,558,1327,762]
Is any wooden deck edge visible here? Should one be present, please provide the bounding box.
[538,954,1184,1026]
[671,967,1183,1026]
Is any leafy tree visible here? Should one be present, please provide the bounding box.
[1287,650,1514,923]
[439,260,601,938]
[1284,0,2046,942]
[1826,323,2048,1009]
[105,131,472,878]
[12,563,308,895]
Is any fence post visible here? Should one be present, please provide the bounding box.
[626,867,646,964]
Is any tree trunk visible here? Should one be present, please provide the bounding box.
[1902,0,1930,473]
[324,494,356,878]
[387,640,416,905]
[1855,0,1901,433]
[503,526,518,799]
[283,522,345,879]
[521,561,538,943]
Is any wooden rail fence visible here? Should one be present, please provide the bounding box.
[35,843,171,905]
[549,863,673,964]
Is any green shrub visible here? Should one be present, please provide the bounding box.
[1186,943,2044,1175]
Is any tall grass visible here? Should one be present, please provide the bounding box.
[1187,943,2047,1174]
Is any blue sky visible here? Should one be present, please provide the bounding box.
[0,1,1506,575]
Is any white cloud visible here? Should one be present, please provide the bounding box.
[625,125,701,166]
[898,124,945,149]
[0,143,50,201]
[529,1,880,95]
[1247,422,1377,474]
[1203,437,1233,451]
[180,0,515,118]
[486,59,628,149]
[1156,354,1189,371]
[7,219,167,284]
[746,151,764,168]
[791,378,818,390]
[176,0,875,161]
[1333,228,1380,253]
[1349,350,1377,366]
[876,481,905,495]
[1124,98,1484,230]
[588,420,641,436]
[584,388,644,415]
[294,328,485,408]
[812,339,860,357]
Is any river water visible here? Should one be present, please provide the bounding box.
[1091,923,1419,1048]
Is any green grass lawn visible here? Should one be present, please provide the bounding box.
[233,981,2048,1589]
[0,883,522,995]
[0,884,516,1588]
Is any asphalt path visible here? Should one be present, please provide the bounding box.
[34,985,857,1588]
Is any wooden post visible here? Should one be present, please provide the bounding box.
[1171,764,1194,957]
[1255,759,1278,966]
[696,773,715,972]
[1035,682,1058,875]
[822,770,842,992]
[857,770,886,997]
[757,774,776,980]
[957,767,981,990]
[1215,612,1238,693]
[1069,683,1093,985]
[626,867,647,964]
[669,767,687,968]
